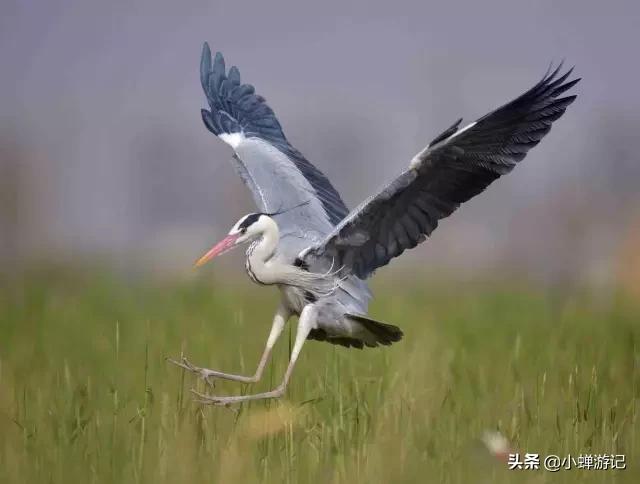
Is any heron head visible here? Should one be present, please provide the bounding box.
[194,213,275,267]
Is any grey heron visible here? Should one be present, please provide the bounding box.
[169,43,580,406]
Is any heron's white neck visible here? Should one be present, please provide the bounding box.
[245,216,338,296]
[246,218,280,284]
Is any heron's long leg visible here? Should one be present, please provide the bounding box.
[192,304,317,405]
[168,304,290,385]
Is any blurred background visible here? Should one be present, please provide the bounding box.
[1,0,639,295]
[2,2,640,483]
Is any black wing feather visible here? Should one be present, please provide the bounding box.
[307,64,580,279]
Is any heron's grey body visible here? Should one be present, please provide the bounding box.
[169,43,580,405]
[231,139,385,348]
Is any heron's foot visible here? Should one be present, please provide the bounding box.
[190,389,245,406]
[190,388,284,406]
[167,356,217,388]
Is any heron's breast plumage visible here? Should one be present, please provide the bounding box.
[245,241,266,285]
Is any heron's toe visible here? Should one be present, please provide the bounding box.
[199,370,216,388]
[167,355,193,370]
[190,389,237,407]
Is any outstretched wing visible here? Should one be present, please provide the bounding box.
[200,43,348,253]
[305,64,580,279]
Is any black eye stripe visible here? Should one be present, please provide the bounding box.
[238,213,261,230]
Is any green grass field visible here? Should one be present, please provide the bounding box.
[0,268,638,483]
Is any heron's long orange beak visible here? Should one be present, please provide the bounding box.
[194,233,240,267]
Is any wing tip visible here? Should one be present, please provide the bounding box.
[213,51,225,67]
[201,41,211,58]
[542,60,581,86]
[200,42,227,91]
[198,45,289,145]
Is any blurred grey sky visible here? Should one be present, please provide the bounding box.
[1,0,639,285]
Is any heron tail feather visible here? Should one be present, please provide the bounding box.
[345,314,403,347]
